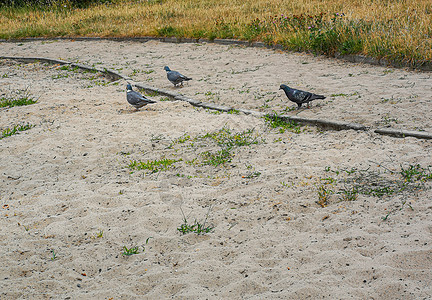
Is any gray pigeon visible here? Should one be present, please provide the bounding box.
[280,84,325,109]
[164,66,192,87]
[126,83,156,110]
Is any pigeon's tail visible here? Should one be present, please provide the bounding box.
[310,94,326,101]
[183,76,192,81]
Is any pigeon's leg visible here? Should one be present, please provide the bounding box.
[297,103,302,110]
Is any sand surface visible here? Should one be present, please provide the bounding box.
[1,40,432,299]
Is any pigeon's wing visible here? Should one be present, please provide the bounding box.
[168,70,191,83]
[177,72,190,80]
[309,93,326,100]
[136,92,156,104]
[127,92,140,106]
[128,91,155,106]
[167,71,181,82]
[290,89,312,103]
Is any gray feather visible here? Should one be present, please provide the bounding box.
[126,84,156,110]
[164,66,192,86]
[280,84,325,109]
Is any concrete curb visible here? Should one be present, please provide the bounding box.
[374,128,432,140]
[0,55,70,65]
[0,55,126,81]
[2,55,431,140]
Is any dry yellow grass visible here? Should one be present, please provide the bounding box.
[1,0,431,66]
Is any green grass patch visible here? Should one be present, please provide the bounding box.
[400,164,432,182]
[0,88,38,108]
[198,127,262,149]
[177,207,214,235]
[126,127,263,179]
[194,127,263,167]
[121,246,139,256]
[59,65,80,72]
[314,163,432,208]
[227,109,240,115]
[52,64,109,87]
[1,123,34,139]
[177,219,214,235]
[200,148,233,167]
[128,158,181,173]
[168,133,192,148]
[264,113,302,134]
[169,127,262,155]
[121,237,151,256]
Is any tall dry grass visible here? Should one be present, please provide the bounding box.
[1,0,431,66]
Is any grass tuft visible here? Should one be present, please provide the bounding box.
[264,113,302,134]
[201,148,233,167]
[0,88,38,108]
[315,163,432,213]
[122,246,139,256]
[121,237,152,256]
[50,249,58,261]
[177,207,214,235]
[400,164,432,182]
[127,158,181,174]
[125,127,263,180]
[1,123,34,139]
[199,127,261,149]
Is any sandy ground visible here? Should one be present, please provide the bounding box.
[1,40,432,299]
